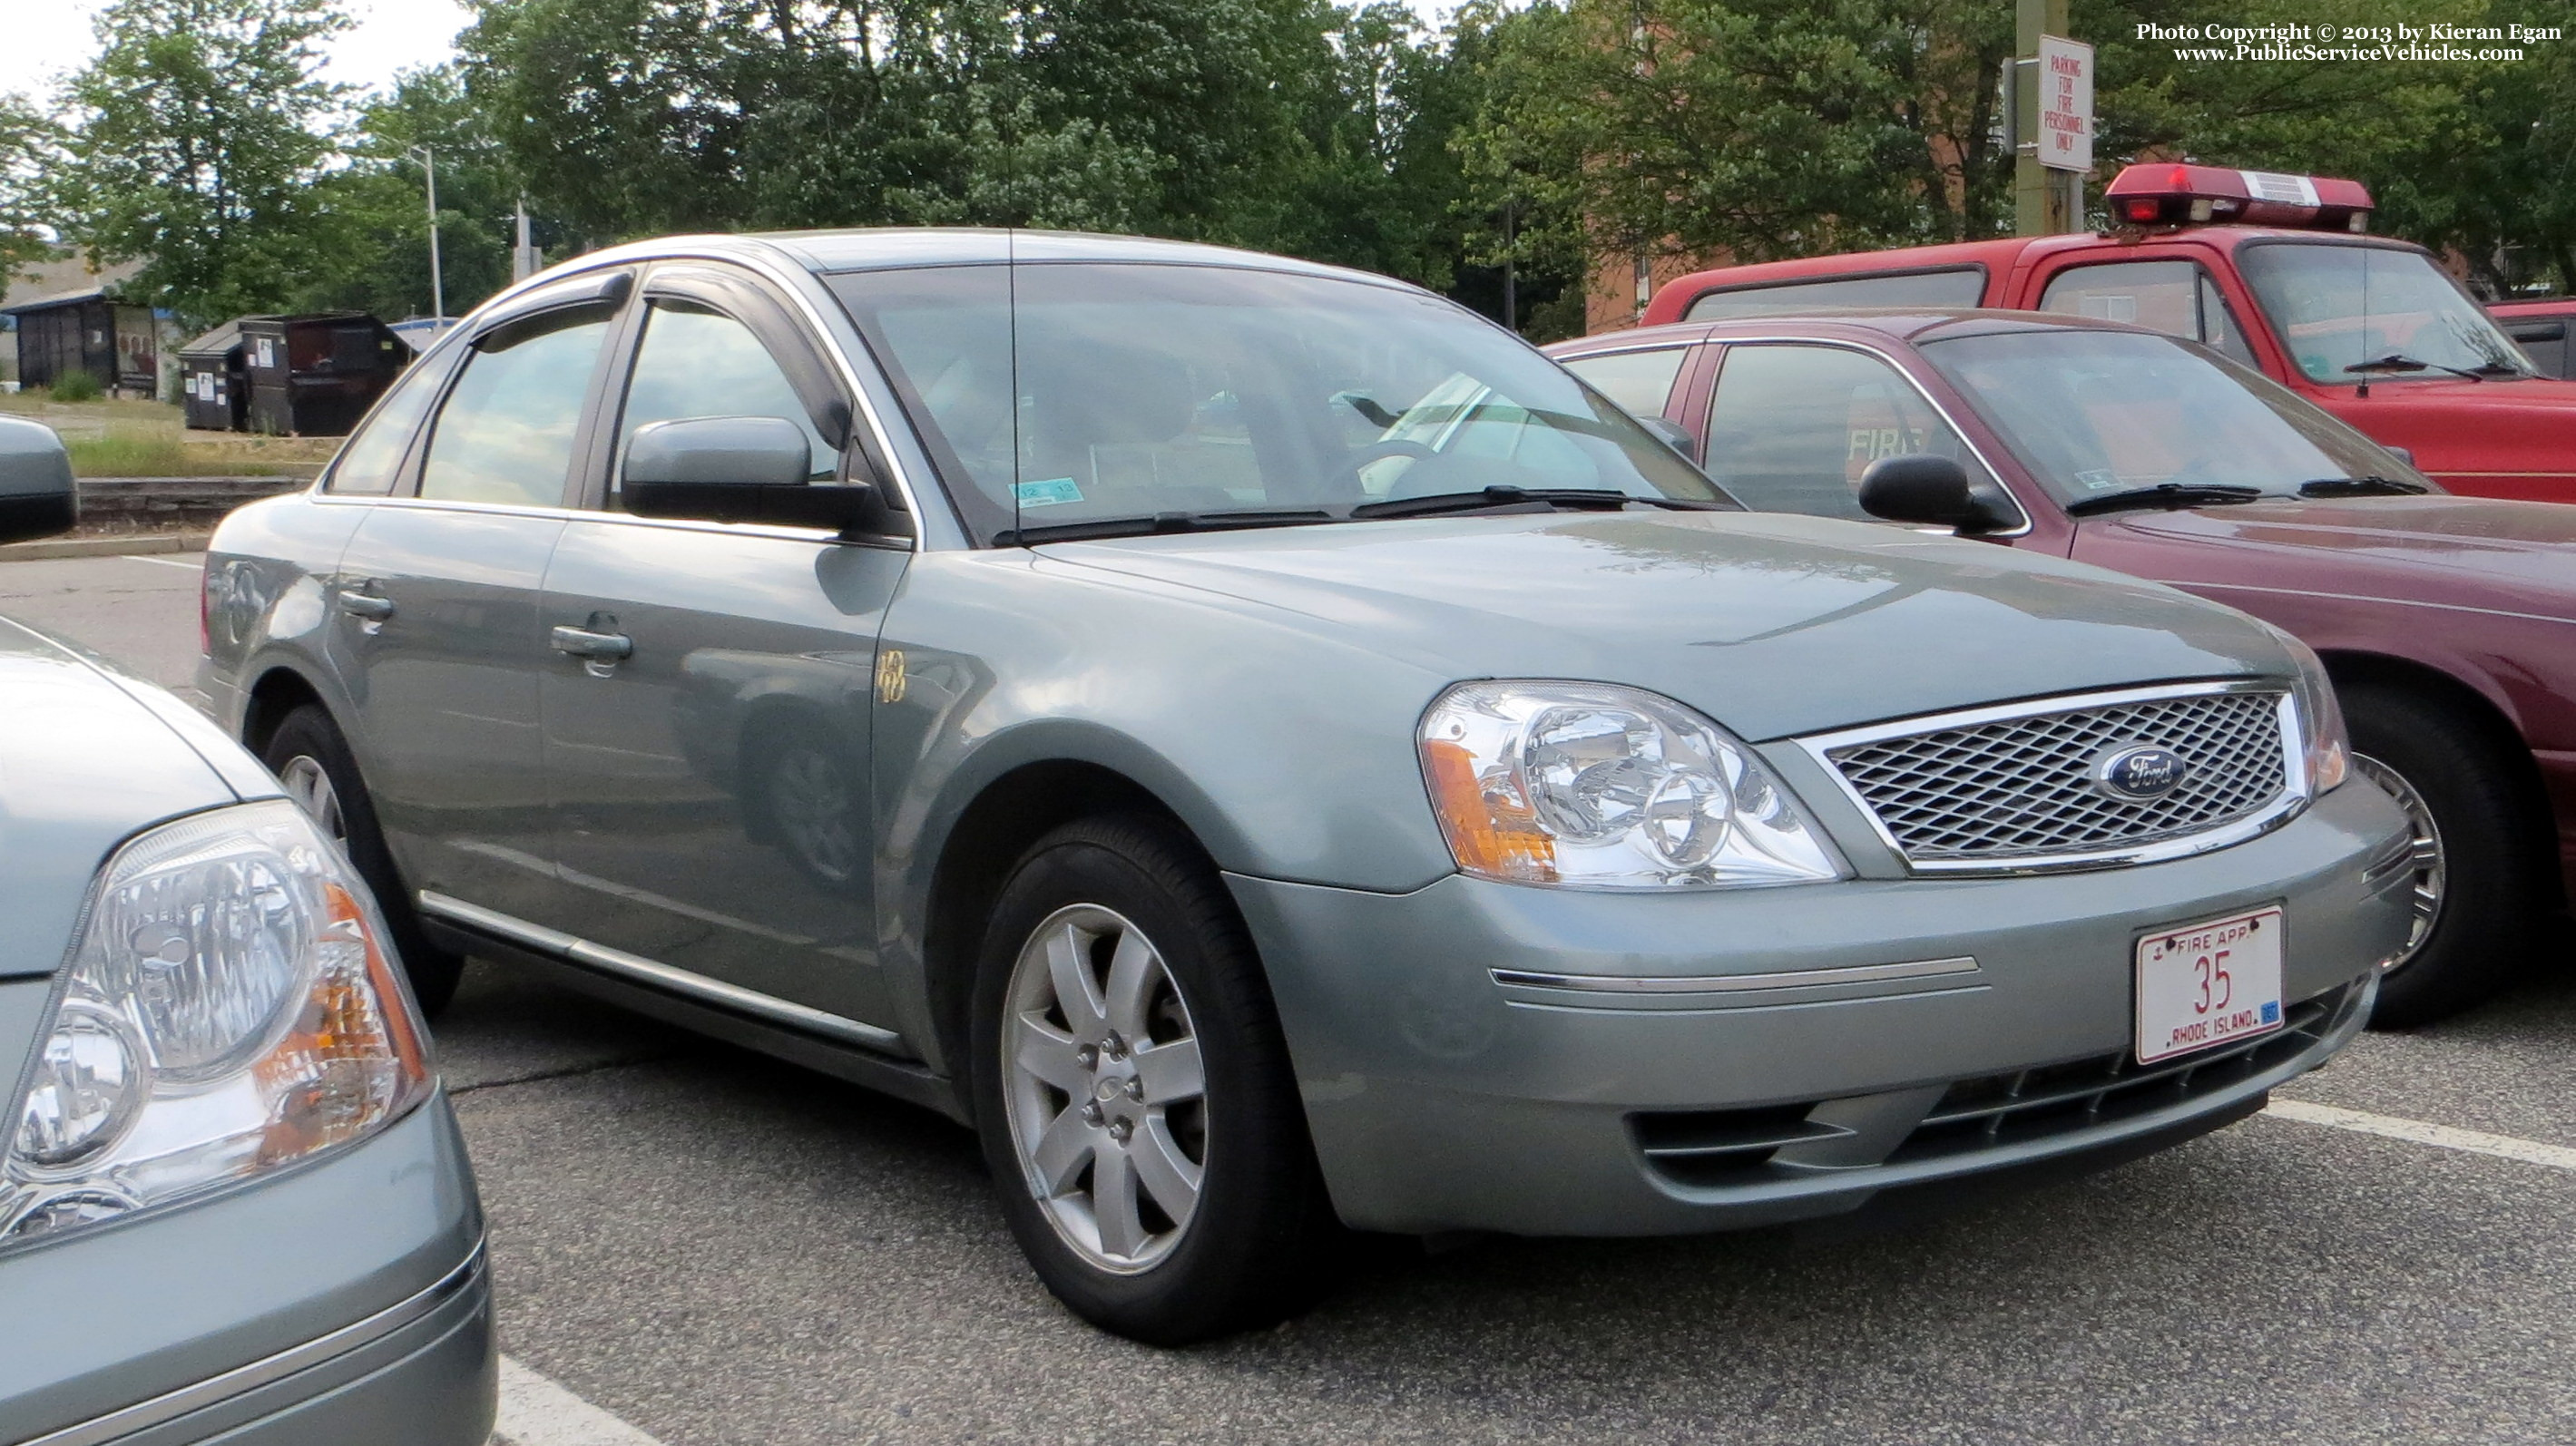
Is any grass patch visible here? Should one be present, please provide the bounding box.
[48,372,102,404]
[65,428,288,478]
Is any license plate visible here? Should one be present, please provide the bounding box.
[2134,907,2286,1065]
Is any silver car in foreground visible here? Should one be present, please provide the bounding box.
[0,418,495,1443]
[201,230,2414,1343]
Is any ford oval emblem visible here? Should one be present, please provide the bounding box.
[2094,744,2189,802]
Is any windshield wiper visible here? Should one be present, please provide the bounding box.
[2297,474,2430,498]
[994,508,1334,546]
[2064,483,2267,516]
[1348,484,1641,520]
[2344,353,2492,382]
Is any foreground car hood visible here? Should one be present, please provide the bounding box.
[0,618,246,981]
[2108,496,2576,609]
[1049,512,2290,740]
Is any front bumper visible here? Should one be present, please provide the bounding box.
[1234,780,2414,1236]
[0,1094,495,1446]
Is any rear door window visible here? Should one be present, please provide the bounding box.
[325,355,446,494]
[417,313,612,507]
[1557,347,1689,419]
[1683,269,1986,320]
[1703,343,1995,521]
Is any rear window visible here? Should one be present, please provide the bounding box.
[1682,268,1986,320]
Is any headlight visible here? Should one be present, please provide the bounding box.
[2,800,432,1246]
[2279,636,2349,796]
[1417,680,1846,888]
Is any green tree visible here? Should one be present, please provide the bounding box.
[54,0,349,326]
[297,65,524,319]
[1460,0,2016,281]
[0,93,61,287]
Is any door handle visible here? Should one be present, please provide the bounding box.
[549,625,633,660]
[338,590,395,621]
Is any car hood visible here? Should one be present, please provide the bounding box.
[2107,496,2576,609]
[1046,511,2294,740]
[0,617,254,981]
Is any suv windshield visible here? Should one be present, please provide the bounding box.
[1918,327,2430,505]
[829,261,1728,542]
[2238,242,2536,383]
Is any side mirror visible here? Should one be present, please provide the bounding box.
[0,416,77,546]
[622,415,878,534]
[2384,445,2414,466]
[1856,454,2017,534]
[1640,415,1699,464]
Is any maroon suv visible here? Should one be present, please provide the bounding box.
[1549,311,2575,1025]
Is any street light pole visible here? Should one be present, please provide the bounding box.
[406,145,446,321]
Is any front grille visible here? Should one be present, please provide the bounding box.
[1817,686,2295,868]
[1632,983,2355,1192]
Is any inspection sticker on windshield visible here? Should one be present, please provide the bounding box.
[2135,907,2284,1065]
[1015,476,1084,507]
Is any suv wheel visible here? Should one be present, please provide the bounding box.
[262,705,466,1016]
[969,815,1337,1343]
[2343,682,2547,1028]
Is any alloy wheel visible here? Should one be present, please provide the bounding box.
[1002,904,1208,1275]
[2354,751,2446,971]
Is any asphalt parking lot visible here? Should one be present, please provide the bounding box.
[15,549,2576,1444]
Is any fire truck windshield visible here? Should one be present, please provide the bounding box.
[2237,242,2535,384]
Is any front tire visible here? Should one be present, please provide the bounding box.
[2343,682,2549,1028]
[262,705,466,1016]
[968,815,1337,1343]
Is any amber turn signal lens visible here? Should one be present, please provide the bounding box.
[1421,738,1558,884]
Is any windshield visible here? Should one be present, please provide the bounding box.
[828,261,1728,542]
[1917,327,2429,505]
[2238,242,2536,382]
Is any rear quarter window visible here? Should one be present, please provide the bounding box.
[1683,268,1987,320]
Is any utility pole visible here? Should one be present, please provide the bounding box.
[2013,0,2087,237]
[406,145,446,320]
[513,195,542,282]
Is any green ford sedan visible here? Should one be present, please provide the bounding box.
[195,230,2415,1343]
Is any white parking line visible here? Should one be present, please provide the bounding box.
[494,1356,667,1446]
[2267,1099,2576,1172]
[117,553,202,571]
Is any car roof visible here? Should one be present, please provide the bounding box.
[551,227,1413,288]
[1549,307,2182,354]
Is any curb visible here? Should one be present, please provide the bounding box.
[0,532,213,562]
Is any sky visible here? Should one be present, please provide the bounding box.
[5,1,1470,102]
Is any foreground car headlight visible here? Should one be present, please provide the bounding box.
[2280,636,2350,796]
[2,800,432,1246]
[1418,680,1846,888]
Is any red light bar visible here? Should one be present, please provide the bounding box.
[2104,163,2373,233]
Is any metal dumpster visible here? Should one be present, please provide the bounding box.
[240,313,408,435]
[178,319,248,431]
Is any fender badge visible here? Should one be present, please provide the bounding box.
[875,648,907,704]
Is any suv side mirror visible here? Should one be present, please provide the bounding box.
[1856,454,2017,535]
[1640,415,1699,464]
[623,415,880,534]
[0,416,77,546]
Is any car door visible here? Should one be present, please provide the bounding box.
[534,263,912,1033]
[327,272,630,923]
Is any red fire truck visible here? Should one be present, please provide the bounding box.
[1644,165,2576,504]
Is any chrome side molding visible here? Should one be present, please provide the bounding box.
[416,890,908,1056]
[1491,955,1980,995]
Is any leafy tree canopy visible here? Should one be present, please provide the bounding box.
[54,0,348,326]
